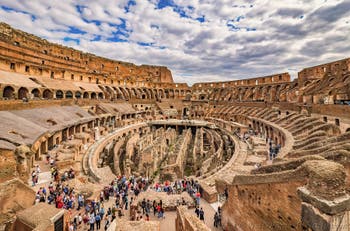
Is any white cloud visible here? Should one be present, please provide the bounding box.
[0,0,349,84]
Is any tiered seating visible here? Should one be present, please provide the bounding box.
[209,105,346,160]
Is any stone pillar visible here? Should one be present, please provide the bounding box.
[298,160,350,231]
[95,127,100,141]
[15,145,34,181]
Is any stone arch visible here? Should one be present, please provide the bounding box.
[31,88,40,98]
[164,89,170,98]
[56,90,64,99]
[119,88,129,99]
[3,86,15,99]
[346,128,350,133]
[244,87,254,101]
[237,88,244,101]
[83,92,89,99]
[169,89,175,98]
[175,89,180,98]
[105,86,115,99]
[304,80,312,87]
[43,89,53,99]
[137,88,143,98]
[125,88,133,99]
[271,85,281,101]
[152,89,158,100]
[265,86,272,102]
[91,92,97,99]
[140,89,148,99]
[133,88,140,98]
[65,91,73,99]
[343,75,350,84]
[114,87,125,99]
[185,93,192,101]
[146,88,153,99]
[75,91,82,99]
[98,92,104,99]
[159,89,165,99]
[328,77,336,86]
[18,87,29,99]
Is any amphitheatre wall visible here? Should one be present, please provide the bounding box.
[221,177,306,231]
[298,58,350,86]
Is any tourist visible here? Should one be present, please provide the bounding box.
[111,209,116,221]
[199,207,204,222]
[104,216,110,231]
[72,215,78,231]
[141,198,146,214]
[77,194,84,210]
[83,213,89,225]
[95,213,101,230]
[153,200,157,216]
[195,206,200,217]
[89,213,95,231]
[214,212,220,227]
[49,157,55,166]
[68,222,74,231]
[145,199,151,214]
[157,203,163,219]
[99,205,105,219]
[124,195,129,210]
[46,154,50,164]
[36,164,41,174]
[31,170,37,186]
[78,213,82,226]
[195,191,201,205]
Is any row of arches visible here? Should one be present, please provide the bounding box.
[98,85,191,101]
[1,85,192,101]
[2,86,104,100]
[193,84,290,103]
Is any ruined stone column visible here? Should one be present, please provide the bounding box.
[298,160,350,231]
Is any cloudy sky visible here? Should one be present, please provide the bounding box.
[0,0,349,84]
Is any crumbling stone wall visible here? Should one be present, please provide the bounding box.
[0,22,173,84]
[222,178,305,231]
[162,128,192,179]
[136,128,177,177]
[0,179,36,230]
[175,206,210,231]
[0,149,17,183]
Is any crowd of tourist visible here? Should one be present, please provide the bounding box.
[151,178,200,197]
[33,158,224,231]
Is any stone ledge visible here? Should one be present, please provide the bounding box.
[232,166,307,185]
[298,187,350,215]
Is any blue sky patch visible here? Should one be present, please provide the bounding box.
[68,26,86,35]
[63,37,80,45]
[125,0,136,13]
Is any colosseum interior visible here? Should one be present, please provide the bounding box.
[0,22,350,231]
